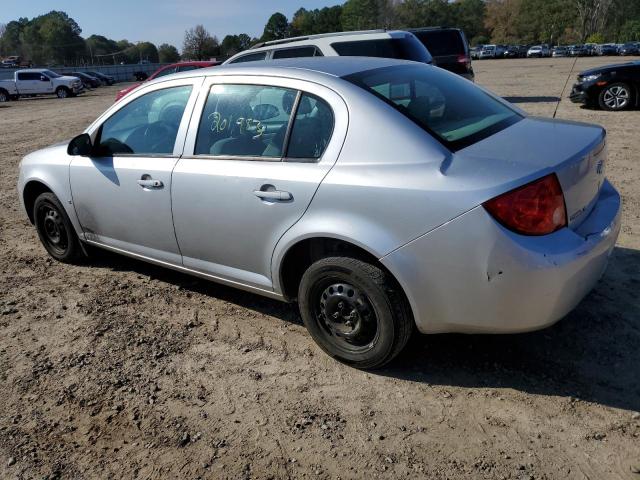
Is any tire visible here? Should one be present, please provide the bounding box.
[598,82,633,111]
[56,87,69,99]
[298,256,413,369]
[33,192,85,263]
[0,90,8,102]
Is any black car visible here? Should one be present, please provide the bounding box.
[409,27,475,81]
[570,61,640,111]
[66,72,102,88]
[85,70,116,85]
[598,44,620,56]
[619,42,640,56]
[504,45,528,58]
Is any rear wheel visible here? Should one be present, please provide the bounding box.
[598,82,633,111]
[33,192,85,263]
[298,256,413,369]
[56,87,69,99]
[0,90,8,102]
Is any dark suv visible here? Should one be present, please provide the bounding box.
[409,27,474,81]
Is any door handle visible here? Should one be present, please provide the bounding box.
[137,178,163,188]
[253,189,292,201]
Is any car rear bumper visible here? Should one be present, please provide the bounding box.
[381,180,621,334]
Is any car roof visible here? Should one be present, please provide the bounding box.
[163,56,419,84]
[250,29,403,49]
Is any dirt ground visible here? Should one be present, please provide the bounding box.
[1,57,639,480]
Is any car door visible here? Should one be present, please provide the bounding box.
[70,77,201,264]
[16,72,41,94]
[172,76,347,291]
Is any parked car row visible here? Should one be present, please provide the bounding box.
[0,68,117,102]
[472,42,640,59]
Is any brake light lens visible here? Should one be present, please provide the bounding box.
[457,54,470,64]
[483,174,567,236]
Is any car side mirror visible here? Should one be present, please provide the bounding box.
[67,133,93,156]
[40,75,49,82]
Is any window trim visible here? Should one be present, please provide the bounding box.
[191,83,335,163]
[91,83,197,158]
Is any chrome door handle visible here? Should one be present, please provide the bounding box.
[137,179,163,188]
[253,189,292,201]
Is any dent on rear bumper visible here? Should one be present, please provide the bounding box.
[382,180,621,334]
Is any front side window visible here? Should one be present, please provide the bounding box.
[272,46,322,59]
[42,70,61,78]
[345,64,521,151]
[195,84,296,158]
[95,85,192,156]
[153,67,177,79]
[286,94,334,161]
[229,52,267,64]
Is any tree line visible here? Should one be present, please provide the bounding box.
[1,2,639,66]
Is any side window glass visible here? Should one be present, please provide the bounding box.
[154,67,177,78]
[177,65,199,72]
[272,46,321,59]
[195,84,296,158]
[286,94,334,161]
[229,52,267,63]
[95,85,192,156]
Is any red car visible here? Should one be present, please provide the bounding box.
[114,61,219,101]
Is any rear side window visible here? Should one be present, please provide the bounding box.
[153,67,177,78]
[177,65,200,72]
[412,30,465,57]
[331,36,431,63]
[95,85,192,156]
[345,64,521,151]
[195,84,296,158]
[272,46,322,59]
[286,94,334,161]
[18,72,40,80]
[229,52,267,64]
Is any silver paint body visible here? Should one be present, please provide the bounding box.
[17,58,621,333]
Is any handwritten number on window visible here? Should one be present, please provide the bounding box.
[208,111,265,138]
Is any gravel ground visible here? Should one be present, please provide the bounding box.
[1,57,639,480]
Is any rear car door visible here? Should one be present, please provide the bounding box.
[70,77,201,264]
[171,76,347,291]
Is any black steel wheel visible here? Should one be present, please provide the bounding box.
[298,256,413,369]
[33,192,85,263]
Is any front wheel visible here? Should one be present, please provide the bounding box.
[56,87,69,99]
[33,192,85,263]
[298,256,413,369]
[598,82,633,111]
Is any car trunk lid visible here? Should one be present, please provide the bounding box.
[452,117,607,231]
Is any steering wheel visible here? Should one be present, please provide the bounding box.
[126,121,174,153]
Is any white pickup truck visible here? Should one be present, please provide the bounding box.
[0,69,83,102]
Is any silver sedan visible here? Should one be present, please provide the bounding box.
[17,57,621,368]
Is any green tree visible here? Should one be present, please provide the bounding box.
[619,19,640,41]
[158,43,180,63]
[135,41,159,63]
[585,32,605,43]
[451,0,488,41]
[290,6,343,36]
[342,0,387,30]
[183,25,219,60]
[262,12,289,41]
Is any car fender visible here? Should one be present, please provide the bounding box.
[18,144,84,238]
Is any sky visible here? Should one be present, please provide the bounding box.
[1,0,344,50]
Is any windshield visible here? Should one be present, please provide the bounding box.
[344,64,522,151]
[331,36,432,63]
[43,70,61,78]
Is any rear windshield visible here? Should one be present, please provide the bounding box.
[412,30,465,57]
[344,64,522,151]
[331,36,431,63]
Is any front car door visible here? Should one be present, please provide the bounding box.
[16,72,41,94]
[70,77,201,264]
[171,76,348,292]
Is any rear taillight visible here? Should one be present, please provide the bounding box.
[483,174,567,236]
[457,54,470,64]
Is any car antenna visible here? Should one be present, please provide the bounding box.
[553,55,579,118]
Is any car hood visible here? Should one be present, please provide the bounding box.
[451,117,606,228]
[579,62,636,76]
[60,75,81,82]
